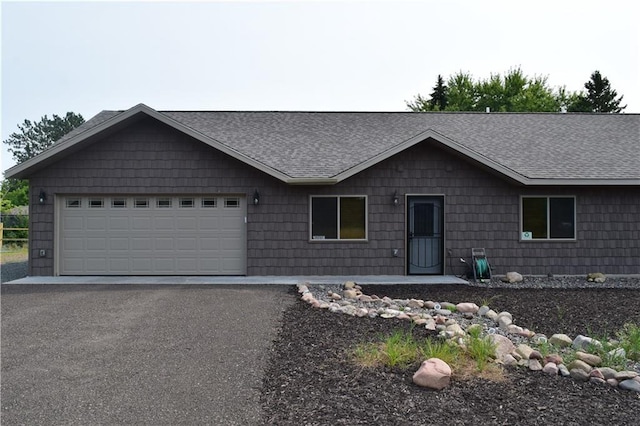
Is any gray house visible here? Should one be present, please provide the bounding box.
[5,104,639,277]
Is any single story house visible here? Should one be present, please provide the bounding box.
[5,104,639,277]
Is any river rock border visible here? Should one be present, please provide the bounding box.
[297,281,640,393]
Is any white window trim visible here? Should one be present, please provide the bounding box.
[520,195,577,241]
[309,195,368,242]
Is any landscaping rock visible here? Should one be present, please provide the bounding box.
[549,333,573,348]
[618,379,640,393]
[542,362,559,376]
[413,358,452,390]
[572,335,602,350]
[570,368,590,382]
[597,367,618,380]
[515,344,534,360]
[488,334,515,361]
[574,351,602,367]
[407,299,424,309]
[455,302,479,313]
[528,360,543,371]
[558,364,571,377]
[343,281,356,289]
[567,359,592,373]
[614,370,639,381]
[543,354,563,365]
[343,289,358,299]
[586,272,606,283]
[502,271,523,283]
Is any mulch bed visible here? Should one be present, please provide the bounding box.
[261,285,640,425]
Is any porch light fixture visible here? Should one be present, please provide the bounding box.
[392,191,399,206]
[253,189,260,206]
[38,190,47,205]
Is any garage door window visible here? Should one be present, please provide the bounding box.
[66,199,81,208]
[180,198,194,208]
[225,198,239,208]
[157,198,172,208]
[135,198,149,208]
[202,197,217,208]
[89,198,104,208]
[112,198,127,208]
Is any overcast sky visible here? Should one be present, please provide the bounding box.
[2,0,639,174]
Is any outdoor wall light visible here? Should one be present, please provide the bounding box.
[392,191,399,206]
[253,189,260,206]
[38,190,47,205]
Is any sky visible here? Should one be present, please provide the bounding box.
[2,0,639,174]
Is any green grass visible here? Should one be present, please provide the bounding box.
[352,326,503,381]
[0,245,28,265]
[618,323,640,362]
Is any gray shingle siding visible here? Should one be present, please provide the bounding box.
[27,118,639,276]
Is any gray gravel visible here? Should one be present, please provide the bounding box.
[465,275,640,289]
[0,260,28,283]
[1,284,294,425]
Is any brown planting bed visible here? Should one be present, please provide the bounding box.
[261,280,640,425]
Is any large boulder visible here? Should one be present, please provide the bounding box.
[413,358,452,390]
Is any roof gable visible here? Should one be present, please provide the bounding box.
[5,104,640,185]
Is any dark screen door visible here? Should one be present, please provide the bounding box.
[407,196,444,274]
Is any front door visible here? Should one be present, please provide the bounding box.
[407,196,444,274]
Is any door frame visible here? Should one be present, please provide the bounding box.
[405,194,445,275]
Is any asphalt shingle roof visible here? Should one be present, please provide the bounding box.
[160,111,640,181]
[10,106,640,183]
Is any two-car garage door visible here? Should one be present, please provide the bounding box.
[58,195,246,275]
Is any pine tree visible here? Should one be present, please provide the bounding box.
[428,75,448,111]
[583,71,627,113]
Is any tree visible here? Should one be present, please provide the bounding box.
[567,71,626,113]
[2,112,84,209]
[406,74,448,112]
[4,112,85,164]
[407,67,563,112]
[445,72,476,111]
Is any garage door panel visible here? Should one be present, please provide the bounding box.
[86,217,107,229]
[59,195,246,275]
[86,238,107,250]
[131,217,152,230]
[63,238,84,250]
[109,258,130,273]
[109,238,129,250]
[110,217,129,230]
[85,258,107,273]
[63,217,84,230]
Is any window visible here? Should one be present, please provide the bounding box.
[521,196,575,240]
[66,198,81,208]
[134,198,149,208]
[157,198,172,208]
[179,198,194,208]
[202,197,217,208]
[112,198,127,208]
[89,198,104,208]
[311,196,367,240]
[224,198,239,208]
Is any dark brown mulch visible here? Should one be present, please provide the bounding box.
[261,285,640,426]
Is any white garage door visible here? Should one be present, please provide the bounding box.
[58,195,246,275]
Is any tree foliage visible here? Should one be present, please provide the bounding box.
[2,112,84,210]
[406,67,625,113]
[4,112,85,164]
[567,71,627,113]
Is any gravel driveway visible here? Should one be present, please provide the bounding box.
[1,284,294,425]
